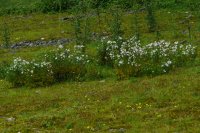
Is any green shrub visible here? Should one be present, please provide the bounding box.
[4,45,92,87]
[100,36,197,79]
[6,58,54,87]
[97,36,124,66]
[0,61,9,79]
[44,45,90,82]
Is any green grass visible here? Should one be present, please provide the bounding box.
[0,65,200,132]
[0,10,200,44]
[0,10,199,65]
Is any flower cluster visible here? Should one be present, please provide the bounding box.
[6,57,53,86]
[8,57,52,76]
[43,45,90,82]
[100,36,196,77]
[45,45,90,65]
[6,45,91,86]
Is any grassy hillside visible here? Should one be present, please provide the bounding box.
[0,66,200,132]
[0,10,199,44]
[0,0,200,132]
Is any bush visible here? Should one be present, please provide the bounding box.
[99,36,197,79]
[0,61,9,79]
[6,58,54,87]
[4,45,91,87]
[44,45,90,82]
[97,36,124,66]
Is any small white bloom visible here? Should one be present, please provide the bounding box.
[58,45,64,49]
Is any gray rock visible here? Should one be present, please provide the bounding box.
[10,38,72,49]
[6,117,15,122]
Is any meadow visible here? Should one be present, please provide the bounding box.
[0,0,200,132]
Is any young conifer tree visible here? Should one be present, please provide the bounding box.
[145,0,157,33]
[1,21,11,48]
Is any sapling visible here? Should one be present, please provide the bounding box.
[186,15,192,42]
[72,4,83,46]
[132,3,140,41]
[109,6,123,41]
[181,14,193,42]
[92,0,103,39]
[170,11,179,39]
[72,0,91,53]
[82,0,91,49]
[1,21,11,48]
[145,0,157,33]
[58,0,62,44]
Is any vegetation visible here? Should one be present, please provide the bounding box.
[0,0,200,15]
[0,0,200,132]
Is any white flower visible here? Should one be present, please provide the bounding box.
[118,60,124,66]
[58,45,63,49]
[167,61,172,65]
